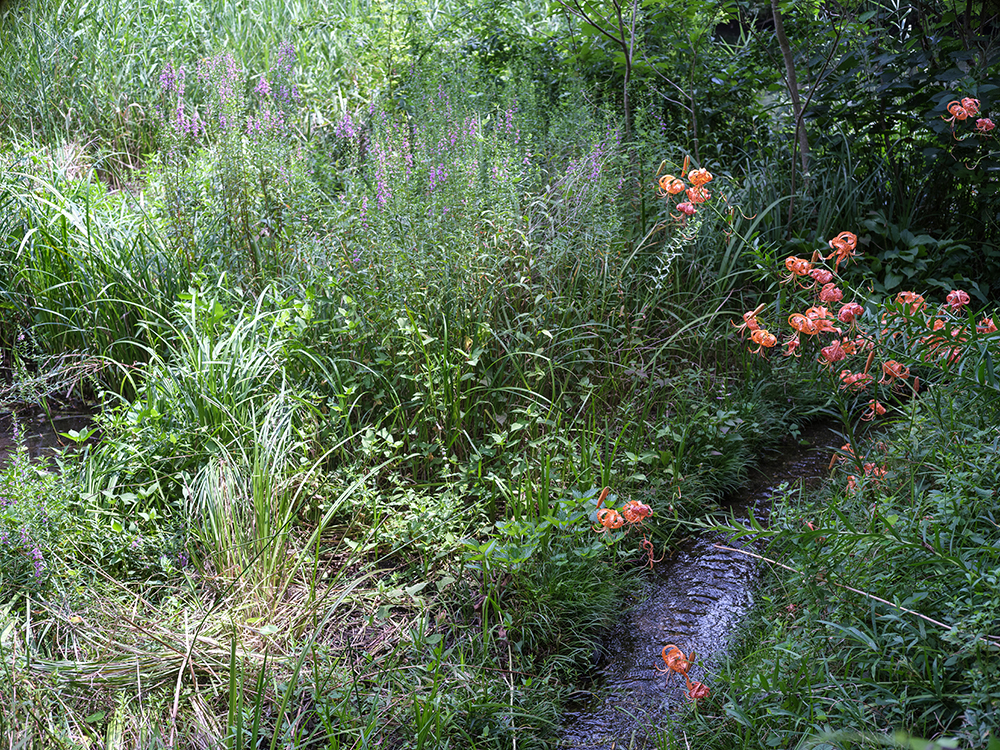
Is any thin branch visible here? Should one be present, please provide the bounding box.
[555,0,623,48]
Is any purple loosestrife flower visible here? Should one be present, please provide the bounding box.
[159,63,180,94]
[334,113,356,139]
[275,41,296,77]
[31,546,44,579]
[370,141,391,208]
[255,77,271,97]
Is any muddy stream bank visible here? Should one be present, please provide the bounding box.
[561,423,839,749]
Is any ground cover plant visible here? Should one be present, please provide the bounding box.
[2,0,1000,747]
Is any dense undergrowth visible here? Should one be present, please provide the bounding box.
[684,384,1000,750]
[2,0,1000,747]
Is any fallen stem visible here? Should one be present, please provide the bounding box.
[713,544,1000,648]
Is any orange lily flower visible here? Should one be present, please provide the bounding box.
[658,174,686,195]
[839,370,874,391]
[622,499,652,525]
[685,677,710,702]
[658,645,692,678]
[781,256,812,285]
[783,332,801,357]
[825,231,858,270]
[808,268,833,285]
[945,100,969,122]
[688,167,712,187]
[733,304,765,336]
[838,302,864,325]
[945,289,970,312]
[686,185,711,204]
[878,360,910,385]
[749,328,777,354]
[861,399,886,421]
[894,291,926,314]
[863,463,887,481]
[819,339,847,366]
[641,536,665,568]
[804,306,842,334]
[595,507,625,533]
[789,312,819,335]
[818,283,844,303]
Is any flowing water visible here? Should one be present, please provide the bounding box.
[560,423,839,749]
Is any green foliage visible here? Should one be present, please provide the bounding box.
[860,211,993,302]
[705,385,1000,749]
[16,0,1000,745]
[0,420,61,598]
[1,150,184,387]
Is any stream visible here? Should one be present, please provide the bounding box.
[560,423,839,749]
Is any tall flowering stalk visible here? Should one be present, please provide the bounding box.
[156,43,306,282]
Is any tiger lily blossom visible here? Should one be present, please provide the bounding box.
[595,507,625,533]
[658,174,686,195]
[818,283,844,304]
[878,360,910,385]
[687,168,713,187]
[749,328,777,354]
[733,304,765,336]
[819,339,847,366]
[861,399,886,421]
[622,499,652,525]
[838,302,864,325]
[945,289,970,312]
[808,268,834,285]
[658,645,692,678]
[685,677,711,702]
[781,256,812,285]
[825,231,858,270]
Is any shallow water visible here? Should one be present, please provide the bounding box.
[560,423,838,749]
[0,407,96,465]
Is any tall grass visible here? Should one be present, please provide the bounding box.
[1,156,183,391]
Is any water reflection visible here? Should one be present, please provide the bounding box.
[0,407,96,465]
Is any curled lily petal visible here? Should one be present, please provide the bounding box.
[688,167,713,187]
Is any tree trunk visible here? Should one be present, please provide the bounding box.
[771,0,809,175]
